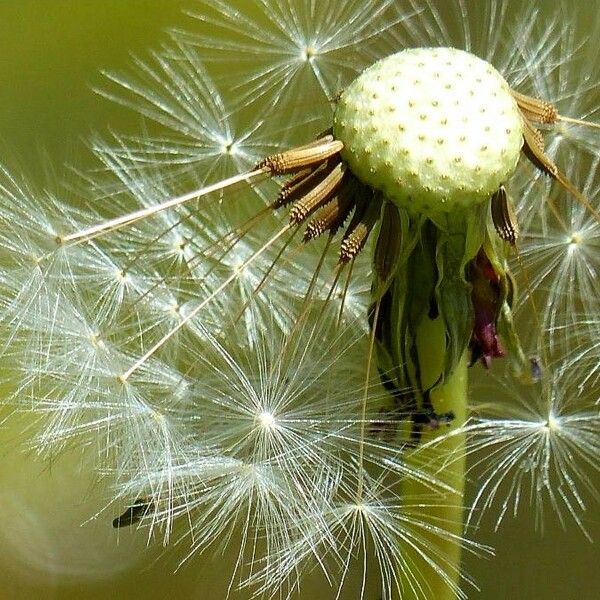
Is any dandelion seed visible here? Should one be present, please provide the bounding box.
[554,315,600,393]
[106,309,464,594]
[460,364,600,537]
[516,14,600,157]
[177,0,419,112]
[95,40,281,187]
[515,154,600,351]
[249,473,488,600]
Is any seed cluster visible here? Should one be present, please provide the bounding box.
[333,47,524,215]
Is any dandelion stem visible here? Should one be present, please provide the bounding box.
[401,316,468,599]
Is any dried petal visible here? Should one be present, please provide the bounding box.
[469,250,505,368]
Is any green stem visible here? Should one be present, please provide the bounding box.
[401,314,468,599]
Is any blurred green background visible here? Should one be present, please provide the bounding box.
[0,1,598,599]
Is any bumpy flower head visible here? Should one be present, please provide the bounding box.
[334,48,523,214]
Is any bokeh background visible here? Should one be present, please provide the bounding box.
[0,1,598,598]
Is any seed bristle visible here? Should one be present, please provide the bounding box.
[512,90,559,124]
[339,194,381,263]
[521,116,558,178]
[303,181,356,241]
[256,138,343,174]
[289,162,346,225]
[491,185,518,245]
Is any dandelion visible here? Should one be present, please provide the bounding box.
[1,1,600,598]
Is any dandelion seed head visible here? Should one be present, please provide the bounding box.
[334,47,522,214]
[2,0,600,596]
